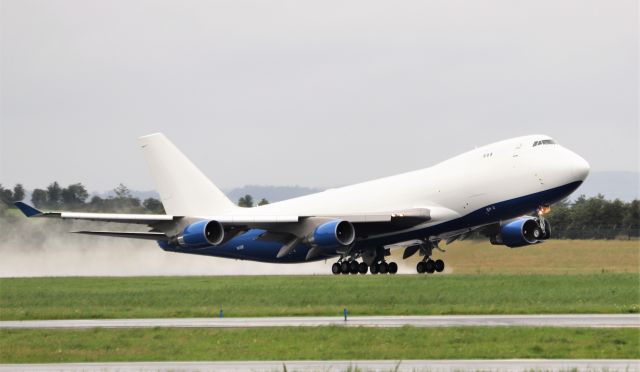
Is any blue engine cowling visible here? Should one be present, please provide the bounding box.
[309,220,356,247]
[494,217,544,248]
[176,220,224,248]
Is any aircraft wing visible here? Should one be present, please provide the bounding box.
[15,202,430,227]
[15,201,432,245]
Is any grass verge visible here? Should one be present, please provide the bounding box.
[1,327,638,363]
[1,274,638,320]
[406,239,640,274]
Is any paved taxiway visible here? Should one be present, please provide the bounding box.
[1,360,638,371]
[1,314,638,329]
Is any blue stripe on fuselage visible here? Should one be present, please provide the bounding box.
[159,181,583,263]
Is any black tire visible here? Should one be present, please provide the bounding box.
[349,261,359,274]
[341,261,350,274]
[370,263,379,274]
[434,259,445,273]
[388,262,398,274]
[416,261,426,274]
[331,262,341,275]
[425,260,435,274]
[358,262,368,274]
[379,262,389,274]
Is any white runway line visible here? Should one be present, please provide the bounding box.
[1,314,638,329]
[0,360,638,372]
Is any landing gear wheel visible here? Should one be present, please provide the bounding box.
[358,262,368,274]
[341,261,350,275]
[370,262,379,274]
[532,226,543,240]
[425,260,436,274]
[349,261,359,274]
[416,261,426,274]
[434,259,445,273]
[331,262,341,275]
[379,261,389,274]
[388,262,398,274]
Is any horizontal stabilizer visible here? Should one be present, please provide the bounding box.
[13,203,178,225]
[14,202,43,217]
[72,231,169,241]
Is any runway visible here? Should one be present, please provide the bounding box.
[1,314,638,329]
[0,360,638,371]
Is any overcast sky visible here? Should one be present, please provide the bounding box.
[1,0,637,192]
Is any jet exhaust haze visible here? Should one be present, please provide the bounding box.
[0,218,335,277]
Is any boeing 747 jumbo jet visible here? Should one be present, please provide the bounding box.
[16,134,589,274]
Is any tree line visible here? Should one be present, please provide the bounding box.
[0,183,271,213]
[1,182,165,214]
[546,195,639,239]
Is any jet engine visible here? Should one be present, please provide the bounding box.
[175,220,224,248]
[490,217,549,248]
[308,219,356,248]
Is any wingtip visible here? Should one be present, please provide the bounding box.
[14,202,42,217]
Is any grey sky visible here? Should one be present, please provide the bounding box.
[1,0,637,192]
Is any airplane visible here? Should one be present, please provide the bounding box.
[15,133,590,275]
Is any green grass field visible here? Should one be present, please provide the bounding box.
[1,273,638,320]
[1,327,638,363]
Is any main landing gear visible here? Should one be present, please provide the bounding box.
[416,258,445,274]
[369,260,398,275]
[331,259,398,275]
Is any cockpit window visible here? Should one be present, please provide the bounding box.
[533,139,556,147]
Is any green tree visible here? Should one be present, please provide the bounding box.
[31,189,48,208]
[113,183,132,199]
[0,184,25,204]
[88,195,105,211]
[0,184,13,204]
[12,184,25,202]
[622,200,640,228]
[143,198,165,214]
[238,194,254,207]
[109,184,141,212]
[61,183,89,207]
[46,182,62,209]
[258,198,269,206]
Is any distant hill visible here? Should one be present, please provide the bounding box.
[571,171,638,201]
[97,190,161,201]
[225,185,323,204]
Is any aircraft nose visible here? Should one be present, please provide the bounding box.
[570,151,590,182]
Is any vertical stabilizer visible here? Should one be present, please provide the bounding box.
[138,133,238,216]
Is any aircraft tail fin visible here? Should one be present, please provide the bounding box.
[137,133,238,216]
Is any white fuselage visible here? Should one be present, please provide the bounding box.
[234,135,589,232]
